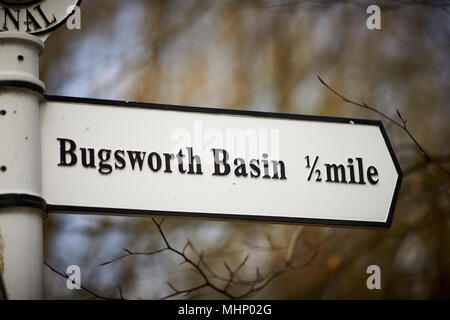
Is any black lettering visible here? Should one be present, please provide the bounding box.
[177,149,186,173]
[262,153,270,179]
[212,149,230,176]
[81,148,96,168]
[250,159,260,178]
[98,149,112,175]
[127,151,146,170]
[367,166,379,184]
[114,150,126,169]
[57,138,77,166]
[148,152,162,172]
[234,158,248,177]
[25,9,41,32]
[163,153,174,173]
[272,160,287,180]
[347,158,357,184]
[325,163,346,183]
[3,8,20,31]
[356,157,366,184]
[33,5,56,27]
[187,147,202,175]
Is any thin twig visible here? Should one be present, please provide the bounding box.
[99,219,319,300]
[99,247,168,266]
[44,261,121,300]
[317,75,449,175]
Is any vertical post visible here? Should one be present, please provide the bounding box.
[0,32,45,300]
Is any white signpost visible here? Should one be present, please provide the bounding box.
[0,0,81,36]
[0,0,402,300]
[39,96,401,227]
[0,0,80,300]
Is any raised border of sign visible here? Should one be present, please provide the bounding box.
[0,94,403,228]
[0,0,83,36]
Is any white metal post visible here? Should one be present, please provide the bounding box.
[0,32,45,300]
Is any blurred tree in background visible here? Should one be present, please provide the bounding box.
[41,0,449,299]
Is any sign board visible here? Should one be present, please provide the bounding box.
[38,95,402,227]
[0,0,80,35]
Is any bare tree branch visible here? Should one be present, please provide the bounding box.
[44,261,121,300]
[317,75,450,176]
[99,247,168,266]
[46,213,327,300]
[100,218,320,299]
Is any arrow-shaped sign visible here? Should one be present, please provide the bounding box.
[30,95,402,227]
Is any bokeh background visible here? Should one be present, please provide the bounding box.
[41,0,449,299]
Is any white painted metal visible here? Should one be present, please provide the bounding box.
[0,32,45,300]
[40,100,400,225]
[0,0,80,36]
